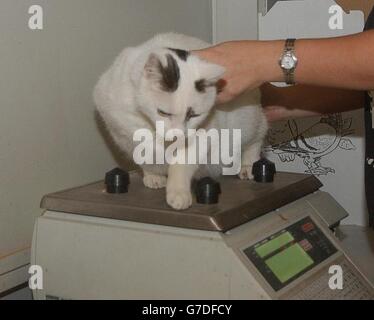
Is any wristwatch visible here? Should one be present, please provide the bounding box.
[279,39,298,85]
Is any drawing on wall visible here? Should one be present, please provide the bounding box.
[265,114,356,175]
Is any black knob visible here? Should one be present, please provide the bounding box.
[252,158,276,183]
[105,168,130,194]
[195,177,221,204]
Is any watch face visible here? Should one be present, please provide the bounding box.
[281,54,296,70]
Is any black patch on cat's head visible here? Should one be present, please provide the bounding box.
[168,48,190,61]
[196,79,218,93]
[159,54,180,92]
[195,79,207,93]
[195,78,224,94]
[145,53,180,92]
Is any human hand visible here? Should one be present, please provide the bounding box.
[194,40,283,104]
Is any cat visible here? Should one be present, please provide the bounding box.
[94,33,268,210]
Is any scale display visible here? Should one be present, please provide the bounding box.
[244,217,337,291]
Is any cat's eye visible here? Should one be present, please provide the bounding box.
[189,113,200,118]
[157,109,172,117]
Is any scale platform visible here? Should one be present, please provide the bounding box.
[40,171,322,232]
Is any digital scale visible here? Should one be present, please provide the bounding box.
[31,171,374,300]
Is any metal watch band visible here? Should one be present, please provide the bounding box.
[286,69,295,85]
[285,38,296,52]
[284,38,296,85]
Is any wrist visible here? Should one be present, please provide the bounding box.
[254,40,285,84]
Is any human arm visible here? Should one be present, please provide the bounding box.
[194,30,374,104]
[261,84,365,122]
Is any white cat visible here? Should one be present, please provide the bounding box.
[94,33,268,210]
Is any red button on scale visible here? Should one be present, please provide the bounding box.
[302,222,315,233]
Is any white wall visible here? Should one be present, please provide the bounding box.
[0,0,213,275]
[213,0,258,42]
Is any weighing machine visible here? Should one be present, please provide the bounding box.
[31,170,374,300]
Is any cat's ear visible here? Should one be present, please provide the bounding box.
[144,53,180,92]
[199,62,225,83]
[144,53,163,82]
[194,62,226,93]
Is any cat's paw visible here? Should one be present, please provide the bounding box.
[239,165,254,180]
[143,174,167,189]
[167,190,192,210]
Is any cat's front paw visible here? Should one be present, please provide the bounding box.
[143,174,167,189]
[239,165,254,180]
[167,190,193,210]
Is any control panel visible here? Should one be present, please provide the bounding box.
[242,216,374,299]
[244,217,337,291]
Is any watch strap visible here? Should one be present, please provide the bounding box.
[285,38,296,52]
[284,38,296,85]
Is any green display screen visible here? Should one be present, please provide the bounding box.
[265,243,314,283]
[255,232,294,258]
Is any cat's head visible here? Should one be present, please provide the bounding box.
[136,48,225,136]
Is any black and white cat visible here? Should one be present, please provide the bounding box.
[94,33,267,210]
